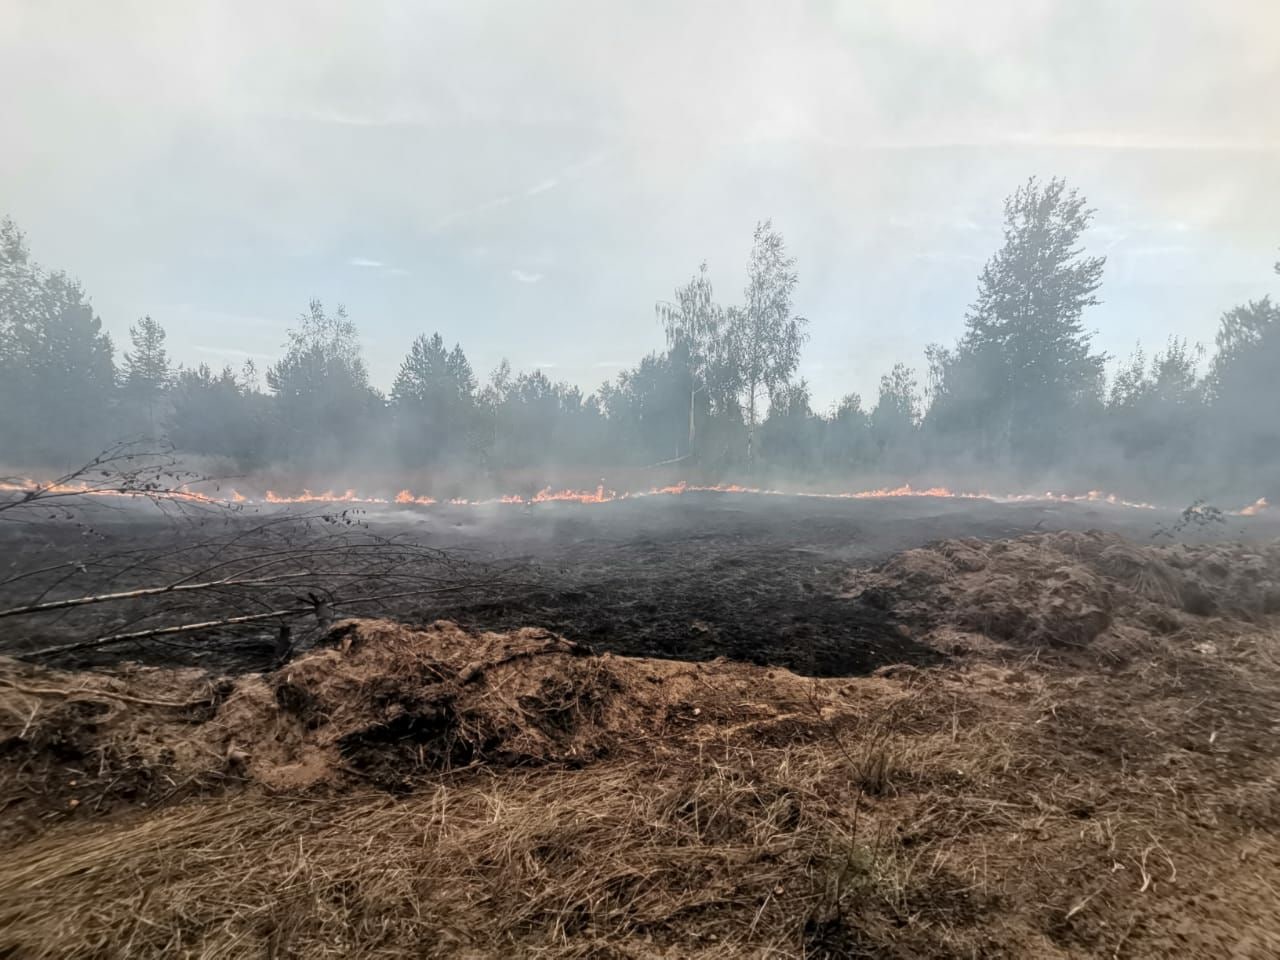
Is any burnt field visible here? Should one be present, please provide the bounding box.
[3,491,1275,676]
[5,492,1280,957]
[4,494,1280,957]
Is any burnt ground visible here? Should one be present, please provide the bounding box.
[5,502,1280,957]
[3,491,1278,677]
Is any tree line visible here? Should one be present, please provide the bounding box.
[1,177,1277,501]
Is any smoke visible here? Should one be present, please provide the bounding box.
[1,4,1278,508]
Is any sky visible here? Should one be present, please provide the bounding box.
[3,0,1278,410]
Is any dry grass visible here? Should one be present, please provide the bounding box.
[4,535,1280,958]
[1,752,872,958]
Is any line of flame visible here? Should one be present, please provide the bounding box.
[0,478,1269,516]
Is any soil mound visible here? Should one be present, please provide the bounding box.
[3,618,837,813]
[222,620,624,790]
[851,531,1280,650]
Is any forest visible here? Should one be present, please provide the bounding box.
[2,176,1277,502]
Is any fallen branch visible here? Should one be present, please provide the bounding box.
[21,608,308,658]
[0,678,211,710]
[0,574,314,620]
[19,584,504,660]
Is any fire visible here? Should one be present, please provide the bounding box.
[395,489,437,505]
[1,475,1270,516]
[0,476,223,505]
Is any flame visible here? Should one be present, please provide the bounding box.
[1,475,1270,515]
[1238,497,1269,516]
[395,489,437,505]
[264,488,389,505]
[0,476,221,505]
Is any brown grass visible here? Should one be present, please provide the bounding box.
[3,535,1280,958]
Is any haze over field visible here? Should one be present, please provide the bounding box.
[2,1,1279,509]
[6,8,1280,958]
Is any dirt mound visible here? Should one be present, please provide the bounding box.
[0,658,227,842]
[3,618,839,810]
[852,531,1280,650]
[221,620,626,790]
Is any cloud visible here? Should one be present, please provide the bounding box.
[592,360,628,368]
[432,193,516,231]
[432,151,610,230]
[349,257,410,276]
[511,269,544,284]
[524,178,559,196]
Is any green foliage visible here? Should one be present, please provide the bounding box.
[729,220,809,468]
[599,349,695,465]
[170,363,269,467]
[265,300,382,466]
[870,363,920,456]
[0,202,1275,503]
[390,333,478,466]
[0,217,116,463]
[656,263,733,461]
[1203,296,1280,479]
[929,177,1106,466]
[120,316,172,436]
[122,316,170,394]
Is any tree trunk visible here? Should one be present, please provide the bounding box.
[687,386,696,460]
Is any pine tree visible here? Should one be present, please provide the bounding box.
[122,316,170,392]
[390,334,477,464]
[121,316,171,434]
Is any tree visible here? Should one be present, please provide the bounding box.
[759,379,820,472]
[121,315,171,435]
[1106,337,1206,481]
[0,218,115,462]
[122,316,170,392]
[824,393,873,469]
[265,299,382,464]
[476,364,606,471]
[0,217,39,341]
[870,363,921,457]
[169,363,269,467]
[390,333,477,465]
[656,263,732,461]
[1205,294,1280,488]
[930,177,1106,466]
[726,221,808,470]
[599,350,692,465]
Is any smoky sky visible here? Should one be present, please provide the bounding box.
[3,0,1278,407]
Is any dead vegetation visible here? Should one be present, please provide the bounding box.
[2,531,1280,957]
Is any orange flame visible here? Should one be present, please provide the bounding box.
[2,475,1270,515]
